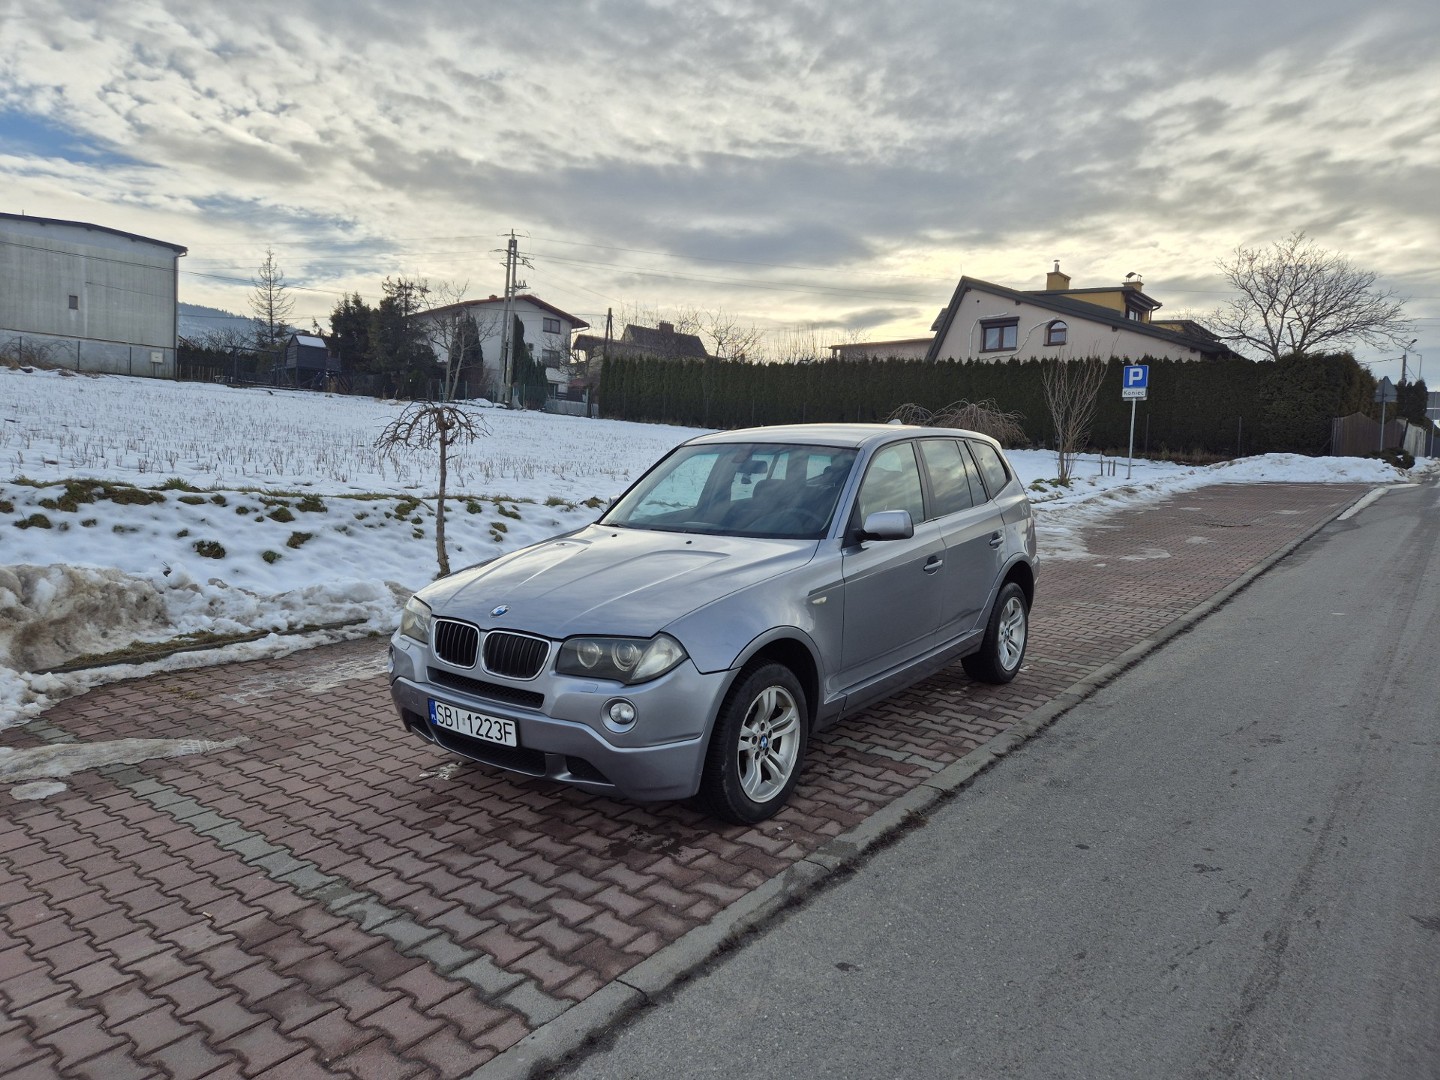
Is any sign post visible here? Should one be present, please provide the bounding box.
[1121,365,1149,480]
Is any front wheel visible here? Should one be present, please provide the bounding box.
[697,663,808,824]
[962,581,1029,684]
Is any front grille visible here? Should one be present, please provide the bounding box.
[433,619,479,667]
[483,631,550,680]
[427,668,545,710]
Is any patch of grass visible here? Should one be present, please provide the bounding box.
[497,503,522,520]
[14,513,53,529]
[11,475,40,487]
[193,539,226,558]
[0,499,11,514]
[296,494,327,513]
[582,496,606,509]
[234,504,253,515]
[544,496,574,509]
[393,496,423,519]
[266,506,296,523]
[353,511,369,521]
[178,494,207,505]
[112,523,139,534]
[261,550,282,564]
[412,528,425,539]
[106,485,166,506]
[80,518,97,527]
[286,531,313,549]
[160,477,201,491]
[465,499,484,515]
[176,528,190,538]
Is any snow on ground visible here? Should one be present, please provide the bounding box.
[0,366,1420,734]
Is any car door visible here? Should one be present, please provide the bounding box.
[837,441,944,692]
[917,438,1006,644]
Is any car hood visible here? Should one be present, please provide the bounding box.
[420,524,818,640]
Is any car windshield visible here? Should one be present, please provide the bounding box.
[601,442,859,539]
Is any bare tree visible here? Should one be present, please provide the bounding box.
[770,325,826,364]
[887,400,1027,445]
[1041,357,1107,483]
[375,403,489,578]
[1210,232,1411,361]
[698,307,765,360]
[249,247,295,369]
[373,285,506,576]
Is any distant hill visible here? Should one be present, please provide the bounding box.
[178,302,252,345]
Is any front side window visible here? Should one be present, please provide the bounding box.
[543,317,561,334]
[981,320,1018,352]
[1045,320,1067,346]
[855,442,926,525]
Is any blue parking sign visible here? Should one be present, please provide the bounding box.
[1123,364,1149,389]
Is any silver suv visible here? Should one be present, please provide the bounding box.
[389,423,1037,823]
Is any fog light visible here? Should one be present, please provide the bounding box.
[604,698,637,731]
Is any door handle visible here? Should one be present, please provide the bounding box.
[923,555,944,573]
[988,532,1004,548]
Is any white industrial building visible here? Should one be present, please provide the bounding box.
[1,212,188,378]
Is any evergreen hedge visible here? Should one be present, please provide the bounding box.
[598,352,1380,457]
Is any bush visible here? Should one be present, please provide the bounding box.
[1369,447,1415,470]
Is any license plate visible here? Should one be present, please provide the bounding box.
[428,700,518,747]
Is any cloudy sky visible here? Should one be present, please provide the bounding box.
[3,0,1437,379]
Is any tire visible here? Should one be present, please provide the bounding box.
[962,581,1029,684]
[697,663,808,824]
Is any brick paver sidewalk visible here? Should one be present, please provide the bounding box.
[0,483,1367,1079]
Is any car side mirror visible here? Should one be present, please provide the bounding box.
[861,509,914,541]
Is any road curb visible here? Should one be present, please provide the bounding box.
[416,484,1381,1079]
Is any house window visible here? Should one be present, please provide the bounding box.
[542,317,561,334]
[1045,320,1067,346]
[68,294,79,310]
[981,319,1018,352]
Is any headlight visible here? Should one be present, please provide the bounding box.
[399,596,432,644]
[556,633,687,685]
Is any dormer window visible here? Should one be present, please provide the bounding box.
[1045,320,1068,346]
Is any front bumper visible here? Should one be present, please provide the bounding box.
[388,635,729,802]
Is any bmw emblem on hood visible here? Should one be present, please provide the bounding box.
[491,604,509,617]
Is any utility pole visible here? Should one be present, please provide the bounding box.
[496,230,533,408]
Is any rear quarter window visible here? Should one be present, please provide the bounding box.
[966,440,1011,499]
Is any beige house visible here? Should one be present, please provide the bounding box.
[925,264,1238,362]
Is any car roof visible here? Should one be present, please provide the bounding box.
[685,422,1001,452]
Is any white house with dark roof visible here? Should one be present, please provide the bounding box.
[925,264,1238,362]
[413,293,589,401]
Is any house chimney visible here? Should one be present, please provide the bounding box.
[1046,260,1071,291]
[1123,273,1144,291]
[657,321,674,334]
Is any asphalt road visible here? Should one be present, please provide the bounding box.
[551,479,1440,1080]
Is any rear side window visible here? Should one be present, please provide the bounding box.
[966,440,1011,499]
[856,442,925,524]
[918,439,979,517]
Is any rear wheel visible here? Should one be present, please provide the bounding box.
[697,663,808,824]
[962,581,1028,684]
